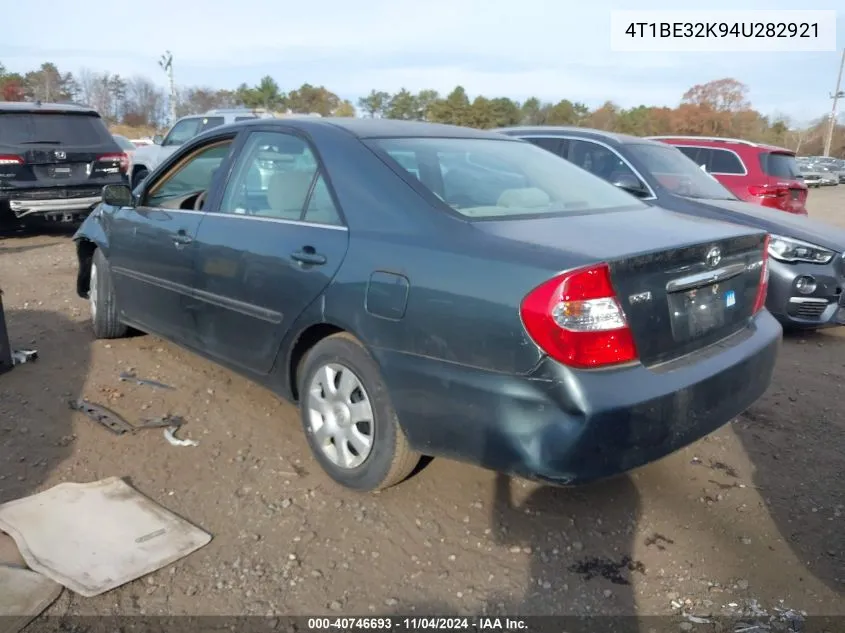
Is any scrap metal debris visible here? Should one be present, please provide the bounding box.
[118,371,174,390]
[164,425,199,447]
[69,400,187,439]
[11,349,38,365]
[68,399,135,435]
[135,415,184,430]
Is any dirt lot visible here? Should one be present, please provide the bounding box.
[1,188,843,621]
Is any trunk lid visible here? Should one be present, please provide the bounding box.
[475,206,767,367]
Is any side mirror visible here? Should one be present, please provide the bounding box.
[102,184,133,207]
[152,134,164,145]
[611,174,649,197]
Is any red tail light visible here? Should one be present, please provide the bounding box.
[748,184,788,199]
[520,263,638,369]
[98,152,128,173]
[0,155,23,165]
[752,235,770,314]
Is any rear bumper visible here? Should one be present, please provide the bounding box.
[375,311,782,484]
[6,196,101,219]
[767,259,845,329]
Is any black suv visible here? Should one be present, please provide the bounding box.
[0,102,127,228]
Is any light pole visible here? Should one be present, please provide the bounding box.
[822,48,845,157]
[159,51,176,126]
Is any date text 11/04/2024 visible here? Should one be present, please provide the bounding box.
[624,22,819,38]
[306,617,528,632]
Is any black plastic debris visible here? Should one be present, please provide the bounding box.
[118,371,174,390]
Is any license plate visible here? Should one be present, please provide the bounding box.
[50,166,72,178]
[668,283,732,341]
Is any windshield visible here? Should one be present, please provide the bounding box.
[0,112,113,146]
[367,137,646,219]
[627,143,737,200]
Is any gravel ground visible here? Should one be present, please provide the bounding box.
[0,188,843,622]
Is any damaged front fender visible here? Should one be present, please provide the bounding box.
[73,203,110,299]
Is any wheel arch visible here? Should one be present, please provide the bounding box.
[287,322,349,402]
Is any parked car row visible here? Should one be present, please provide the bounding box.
[73,116,797,493]
[797,155,844,187]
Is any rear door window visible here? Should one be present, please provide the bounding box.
[675,146,710,169]
[709,149,745,174]
[0,112,113,146]
[525,137,566,157]
[198,116,225,133]
[760,152,799,179]
[568,139,637,182]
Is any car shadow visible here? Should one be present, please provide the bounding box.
[0,308,91,505]
[733,327,845,595]
[484,473,642,618]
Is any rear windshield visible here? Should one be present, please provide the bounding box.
[627,143,737,201]
[0,112,113,147]
[760,152,799,179]
[367,137,646,219]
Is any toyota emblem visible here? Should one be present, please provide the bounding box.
[705,246,722,268]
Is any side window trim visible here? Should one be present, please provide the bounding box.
[215,129,346,227]
[546,136,657,201]
[141,137,236,208]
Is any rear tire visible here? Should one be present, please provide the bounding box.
[298,332,420,491]
[90,248,128,339]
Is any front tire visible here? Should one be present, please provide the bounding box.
[298,333,420,491]
[90,249,128,339]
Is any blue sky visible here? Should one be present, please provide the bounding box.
[1,0,843,124]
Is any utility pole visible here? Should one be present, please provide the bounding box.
[823,47,845,157]
[159,51,176,125]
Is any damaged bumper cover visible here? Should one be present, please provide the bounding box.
[375,311,781,485]
[8,196,101,219]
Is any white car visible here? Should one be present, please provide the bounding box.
[129,109,271,188]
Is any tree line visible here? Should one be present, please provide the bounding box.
[1,61,842,157]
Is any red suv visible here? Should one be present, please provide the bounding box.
[648,136,808,216]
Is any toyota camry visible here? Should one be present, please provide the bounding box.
[73,119,781,491]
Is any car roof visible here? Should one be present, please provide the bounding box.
[232,117,515,140]
[498,126,669,147]
[0,101,99,115]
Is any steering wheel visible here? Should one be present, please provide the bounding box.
[193,190,208,211]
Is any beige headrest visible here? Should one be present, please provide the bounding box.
[497,187,551,208]
[267,170,314,213]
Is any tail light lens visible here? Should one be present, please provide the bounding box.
[752,234,770,314]
[0,155,23,165]
[748,184,788,199]
[520,263,638,369]
[97,153,128,173]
